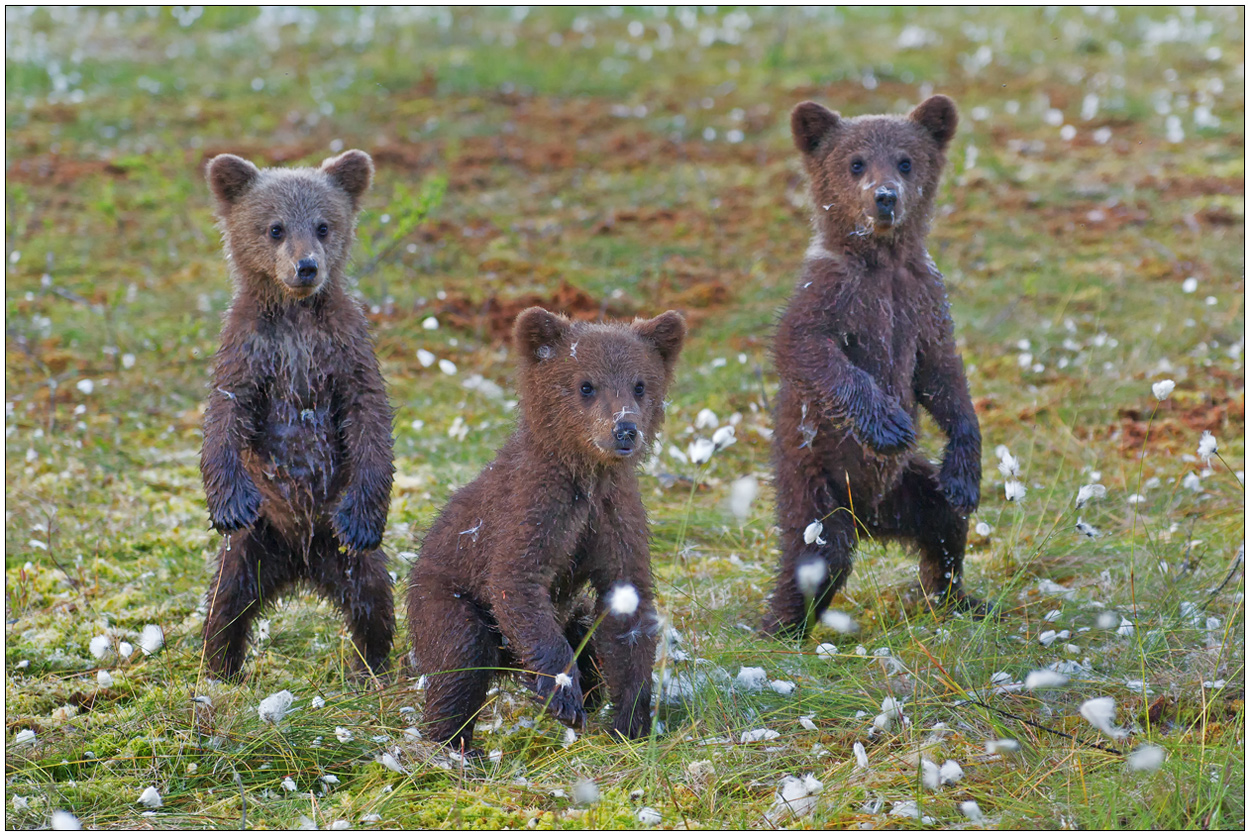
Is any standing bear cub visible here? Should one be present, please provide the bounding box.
[200,150,395,679]
[407,307,686,751]
[763,95,985,638]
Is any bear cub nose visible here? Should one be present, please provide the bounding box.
[614,422,639,448]
[874,188,897,215]
[296,258,319,283]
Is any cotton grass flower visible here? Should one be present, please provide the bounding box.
[138,625,164,656]
[88,635,111,659]
[694,408,718,430]
[735,666,768,691]
[739,728,780,743]
[815,642,837,659]
[137,786,162,809]
[939,760,964,785]
[1127,744,1166,772]
[282,777,297,792]
[710,424,736,450]
[1004,480,1027,501]
[1076,519,1101,538]
[50,811,81,830]
[803,520,826,545]
[376,752,405,774]
[608,583,639,616]
[1075,483,1106,508]
[960,800,985,824]
[97,670,114,688]
[257,690,294,724]
[117,641,134,659]
[821,610,858,634]
[764,774,823,823]
[15,729,35,746]
[853,740,869,769]
[795,557,827,597]
[1151,379,1175,400]
[769,679,797,696]
[1079,696,1125,739]
[921,758,940,789]
[1198,431,1218,463]
[335,727,353,743]
[996,447,1020,477]
[687,437,715,464]
[636,807,662,826]
[728,475,758,521]
[1024,669,1069,690]
[554,672,573,689]
[573,779,600,806]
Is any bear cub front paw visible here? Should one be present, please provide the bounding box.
[209,476,262,532]
[333,489,384,553]
[859,401,916,455]
[939,448,981,515]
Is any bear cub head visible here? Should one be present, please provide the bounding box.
[206,150,374,301]
[791,95,957,244]
[513,307,686,466]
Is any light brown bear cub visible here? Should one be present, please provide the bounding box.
[200,150,395,679]
[763,96,985,638]
[407,307,686,752]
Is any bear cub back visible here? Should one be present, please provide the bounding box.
[199,150,396,680]
[407,307,686,750]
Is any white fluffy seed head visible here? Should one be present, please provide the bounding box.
[688,437,715,464]
[728,475,759,521]
[608,583,640,616]
[1126,743,1166,772]
[1075,483,1106,508]
[257,690,294,724]
[138,625,164,656]
[960,800,985,824]
[137,786,162,808]
[1024,670,1070,690]
[853,740,869,769]
[1004,480,1027,501]
[1079,696,1125,740]
[88,635,111,659]
[97,670,114,688]
[821,610,859,634]
[50,810,81,830]
[1198,431,1218,461]
[803,520,825,545]
[1152,379,1175,400]
[795,557,827,597]
[554,672,573,689]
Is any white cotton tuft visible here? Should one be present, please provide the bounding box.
[258,690,294,724]
[573,779,600,806]
[687,437,715,464]
[997,449,1020,477]
[975,521,992,537]
[137,786,162,808]
[1151,379,1175,400]
[311,695,325,709]
[799,715,818,731]
[97,670,114,688]
[438,358,457,376]
[376,752,405,773]
[939,759,964,785]
[608,583,640,615]
[795,557,827,597]
[138,625,164,656]
[695,408,718,429]
[769,679,797,696]
[636,807,662,826]
[1004,480,1026,501]
[89,635,111,659]
[50,811,81,830]
[1024,669,1069,690]
[739,728,781,743]
[815,642,838,659]
[728,475,759,521]
[1116,617,1135,638]
[282,777,297,792]
[1075,483,1106,508]
[416,349,435,368]
[921,758,941,789]
[1197,431,1218,462]
[986,738,1019,754]
[1126,743,1166,772]
[735,666,768,691]
[960,800,985,824]
[711,425,736,449]
[335,727,353,743]
[422,316,439,331]
[554,672,573,689]
[1079,696,1125,739]
[15,729,36,746]
[117,641,134,659]
[853,740,869,769]
[765,774,823,823]
[803,520,826,545]
[821,609,858,634]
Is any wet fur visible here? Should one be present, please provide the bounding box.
[406,308,685,751]
[764,96,984,638]
[200,151,396,678]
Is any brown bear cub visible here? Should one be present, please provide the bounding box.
[763,95,985,639]
[407,307,686,751]
[200,150,396,679]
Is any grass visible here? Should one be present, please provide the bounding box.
[5,5,1245,830]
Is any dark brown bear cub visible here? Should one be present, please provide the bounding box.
[200,150,395,678]
[407,307,686,751]
[763,95,984,638]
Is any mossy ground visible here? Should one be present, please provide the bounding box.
[5,6,1244,829]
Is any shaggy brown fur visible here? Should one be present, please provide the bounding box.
[407,307,686,751]
[763,95,984,639]
[200,150,396,678]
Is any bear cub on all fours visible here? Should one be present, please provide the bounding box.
[407,307,686,751]
[200,149,396,679]
[763,95,986,639]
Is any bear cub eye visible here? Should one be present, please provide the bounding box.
[316,222,329,238]
[634,381,645,398]
[580,382,595,398]
[269,224,284,240]
[898,158,912,174]
[849,158,865,176]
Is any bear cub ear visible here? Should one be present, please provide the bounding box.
[790,101,841,155]
[514,307,572,364]
[207,154,262,207]
[909,95,959,150]
[633,310,687,370]
[321,150,375,209]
